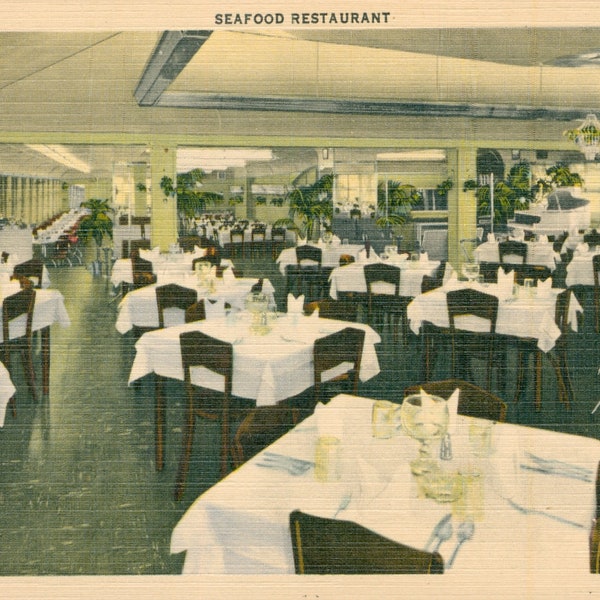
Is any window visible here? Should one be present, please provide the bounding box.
[413,188,448,211]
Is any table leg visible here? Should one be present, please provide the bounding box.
[41,326,50,395]
[155,374,165,471]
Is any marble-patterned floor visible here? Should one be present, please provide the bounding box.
[0,255,598,575]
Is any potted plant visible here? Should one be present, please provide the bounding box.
[543,162,584,188]
[563,114,600,160]
[77,198,114,275]
[274,173,334,241]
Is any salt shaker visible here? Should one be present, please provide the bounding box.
[440,432,453,461]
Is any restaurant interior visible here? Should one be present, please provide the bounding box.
[1,24,600,588]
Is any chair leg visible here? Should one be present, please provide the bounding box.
[514,348,526,404]
[21,346,37,402]
[219,403,230,480]
[175,404,196,501]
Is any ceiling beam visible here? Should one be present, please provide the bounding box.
[154,92,598,122]
[134,30,212,106]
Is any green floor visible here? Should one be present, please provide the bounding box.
[0,255,598,575]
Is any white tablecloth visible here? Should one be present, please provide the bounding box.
[565,250,600,287]
[0,360,16,427]
[110,254,233,287]
[170,393,600,575]
[128,316,381,406]
[329,258,440,299]
[276,243,365,275]
[116,277,275,334]
[0,287,71,343]
[0,227,34,262]
[407,281,581,353]
[475,241,559,270]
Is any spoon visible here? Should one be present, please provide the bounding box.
[447,520,475,567]
[430,516,453,553]
[425,513,452,552]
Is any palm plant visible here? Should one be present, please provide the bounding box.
[274,173,334,240]
[174,169,224,217]
[376,180,421,228]
[78,197,114,259]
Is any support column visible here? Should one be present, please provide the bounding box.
[149,144,178,251]
[447,146,478,271]
[132,163,148,216]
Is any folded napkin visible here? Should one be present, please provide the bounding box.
[537,234,549,244]
[191,246,206,257]
[204,297,226,319]
[287,293,305,314]
[487,232,496,243]
[497,267,514,299]
[575,242,589,256]
[536,277,553,298]
[442,263,456,285]
[222,266,236,285]
[331,235,341,246]
[419,252,428,262]
[314,401,344,439]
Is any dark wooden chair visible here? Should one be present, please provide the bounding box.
[289,510,444,574]
[446,288,504,393]
[250,224,267,258]
[228,227,245,258]
[404,378,507,422]
[287,245,323,301]
[313,326,365,406]
[498,240,528,264]
[304,298,358,322]
[511,264,552,286]
[364,262,409,343]
[270,227,287,260]
[123,239,151,259]
[593,254,600,334]
[231,403,298,468]
[176,331,234,500]
[131,255,157,290]
[155,284,197,329]
[184,300,207,323]
[178,235,202,253]
[584,229,600,248]
[3,287,37,405]
[420,260,446,293]
[12,259,45,288]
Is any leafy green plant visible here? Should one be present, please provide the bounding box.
[376,180,421,228]
[544,162,584,188]
[175,169,223,216]
[463,161,534,225]
[274,173,334,240]
[78,198,114,248]
[255,196,267,206]
[159,175,175,199]
[435,178,454,199]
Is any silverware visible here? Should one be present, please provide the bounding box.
[263,452,314,468]
[425,513,452,552]
[430,516,453,553]
[524,452,593,479]
[507,498,585,529]
[256,453,313,476]
[446,521,475,568]
[333,492,352,518]
[520,463,592,483]
[255,460,310,476]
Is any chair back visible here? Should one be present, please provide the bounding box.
[498,240,527,264]
[127,239,151,258]
[296,245,322,267]
[420,261,446,293]
[584,229,600,247]
[446,288,498,333]
[555,288,572,335]
[511,264,552,286]
[184,300,207,323]
[593,255,600,287]
[131,256,157,288]
[251,225,266,241]
[178,235,202,253]
[403,378,507,422]
[155,284,198,328]
[179,330,233,391]
[13,259,44,289]
[271,227,286,242]
[3,287,35,342]
[364,263,400,295]
[230,228,244,243]
[313,327,365,397]
[289,510,444,574]
[304,299,358,322]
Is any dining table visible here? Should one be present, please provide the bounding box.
[329,255,441,300]
[276,242,365,276]
[170,392,600,576]
[474,240,560,270]
[128,313,381,470]
[565,247,600,287]
[115,276,276,334]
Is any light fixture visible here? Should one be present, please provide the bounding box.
[26,144,91,173]
[564,113,600,161]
